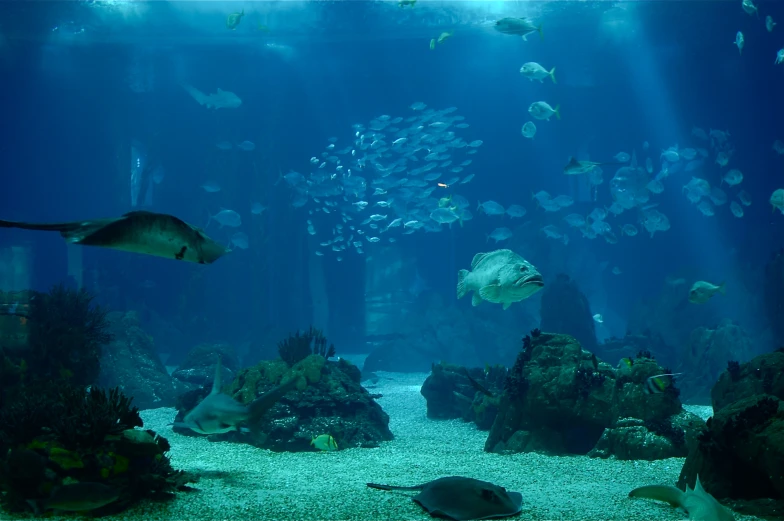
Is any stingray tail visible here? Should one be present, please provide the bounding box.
[0,219,79,232]
[367,483,423,491]
[246,376,300,425]
[628,485,685,507]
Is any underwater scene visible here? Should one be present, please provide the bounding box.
[1,0,784,519]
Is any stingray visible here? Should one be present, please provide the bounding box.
[367,476,523,521]
[0,210,229,264]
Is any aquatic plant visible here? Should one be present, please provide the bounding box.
[27,284,112,386]
[52,386,143,449]
[0,383,141,450]
[574,367,606,398]
[278,326,335,367]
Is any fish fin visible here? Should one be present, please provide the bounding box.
[211,356,222,394]
[554,104,561,120]
[479,284,502,303]
[629,485,685,508]
[457,269,469,298]
[471,293,482,306]
[718,282,726,295]
[550,67,556,84]
[367,483,424,491]
[470,252,488,268]
[246,376,299,426]
[538,24,544,40]
[502,301,512,310]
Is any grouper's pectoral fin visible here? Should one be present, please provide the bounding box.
[479,284,502,303]
[471,293,482,306]
[502,301,512,311]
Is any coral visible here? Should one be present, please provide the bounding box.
[635,349,653,359]
[278,326,335,367]
[26,284,112,386]
[575,367,606,398]
[0,384,189,515]
[51,386,143,449]
[0,383,141,450]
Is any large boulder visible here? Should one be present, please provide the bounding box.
[678,394,784,500]
[420,362,505,430]
[98,311,175,410]
[484,331,705,460]
[174,354,393,452]
[711,350,784,412]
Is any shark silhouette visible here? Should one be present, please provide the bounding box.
[175,357,299,435]
[0,211,230,264]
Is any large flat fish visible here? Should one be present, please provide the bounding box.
[0,211,229,264]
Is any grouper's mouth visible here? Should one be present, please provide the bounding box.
[518,274,544,288]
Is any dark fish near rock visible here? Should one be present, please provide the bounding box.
[367,476,523,520]
[0,211,229,264]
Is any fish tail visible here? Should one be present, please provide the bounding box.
[718,282,726,295]
[457,269,469,299]
[628,485,685,508]
[554,104,561,120]
[538,24,544,40]
[247,376,299,425]
[549,66,556,84]
[367,483,423,491]
[0,219,80,233]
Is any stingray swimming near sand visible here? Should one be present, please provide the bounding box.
[367,476,523,520]
[0,211,229,264]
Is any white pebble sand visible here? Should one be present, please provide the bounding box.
[42,373,756,521]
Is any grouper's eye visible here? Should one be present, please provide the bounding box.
[519,266,527,272]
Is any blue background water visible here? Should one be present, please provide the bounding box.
[0,0,782,357]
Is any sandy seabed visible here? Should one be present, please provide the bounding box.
[40,371,760,521]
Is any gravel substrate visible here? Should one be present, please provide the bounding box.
[41,372,759,521]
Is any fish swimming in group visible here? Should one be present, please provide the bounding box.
[629,474,735,521]
[367,476,523,521]
[457,249,544,310]
[688,280,725,304]
[563,157,621,175]
[0,211,230,264]
[27,482,120,515]
[182,84,242,109]
[175,357,299,435]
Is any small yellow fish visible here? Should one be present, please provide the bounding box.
[437,182,449,188]
[311,434,338,451]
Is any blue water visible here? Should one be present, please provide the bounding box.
[0,0,782,358]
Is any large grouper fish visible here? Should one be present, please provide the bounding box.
[457,249,544,310]
[0,210,229,264]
